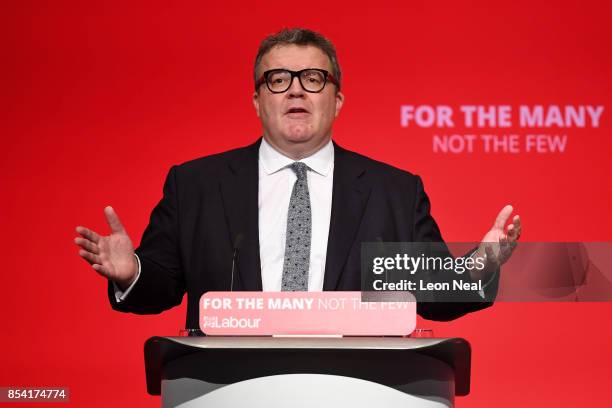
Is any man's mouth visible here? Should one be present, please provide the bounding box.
[286,107,310,116]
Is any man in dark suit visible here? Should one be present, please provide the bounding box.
[75,28,521,329]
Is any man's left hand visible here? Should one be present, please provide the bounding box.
[470,204,522,282]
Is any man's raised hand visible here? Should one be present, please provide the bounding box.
[75,206,138,290]
[470,205,522,282]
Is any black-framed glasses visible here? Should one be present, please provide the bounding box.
[255,68,338,93]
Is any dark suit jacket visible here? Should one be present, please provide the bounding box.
[109,138,497,328]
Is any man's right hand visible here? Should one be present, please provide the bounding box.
[75,206,138,290]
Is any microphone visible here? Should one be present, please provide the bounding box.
[230,233,244,291]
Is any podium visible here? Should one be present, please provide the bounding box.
[144,336,471,408]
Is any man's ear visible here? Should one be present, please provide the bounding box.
[334,91,345,117]
[253,91,261,117]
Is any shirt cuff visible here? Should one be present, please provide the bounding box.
[465,248,497,299]
[478,268,498,299]
[113,254,141,303]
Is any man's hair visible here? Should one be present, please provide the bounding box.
[254,28,342,92]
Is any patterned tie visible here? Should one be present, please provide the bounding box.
[281,162,312,291]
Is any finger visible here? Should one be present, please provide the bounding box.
[506,224,518,241]
[513,215,522,239]
[92,263,112,279]
[74,237,99,254]
[505,226,519,248]
[75,226,101,244]
[501,233,513,250]
[492,204,513,231]
[78,249,101,265]
[499,239,512,260]
[104,206,126,234]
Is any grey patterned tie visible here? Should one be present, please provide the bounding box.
[281,162,311,291]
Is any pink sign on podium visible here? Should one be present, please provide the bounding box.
[199,291,416,336]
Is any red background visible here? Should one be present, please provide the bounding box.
[2,1,611,406]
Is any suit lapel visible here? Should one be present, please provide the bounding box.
[219,138,263,291]
[218,138,371,292]
[323,142,371,290]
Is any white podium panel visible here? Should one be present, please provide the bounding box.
[168,374,452,408]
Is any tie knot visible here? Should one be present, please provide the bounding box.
[290,162,308,181]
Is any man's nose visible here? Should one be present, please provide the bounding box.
[287,75,305,97]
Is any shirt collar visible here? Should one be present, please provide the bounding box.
[259,137,334,177]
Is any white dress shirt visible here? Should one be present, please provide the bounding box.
[115,138,334,301]
[258,138,334,291]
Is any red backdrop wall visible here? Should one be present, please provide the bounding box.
[2,1,611,406]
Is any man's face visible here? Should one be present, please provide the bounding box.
[253,44,344,159]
